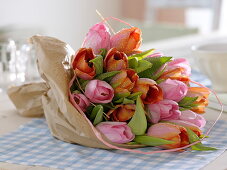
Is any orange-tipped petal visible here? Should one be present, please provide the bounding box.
[107,104,136,121]
[160,68,190,84]
[133,78,163,104]
[147,123,190,149]
[111,69,138,94]
[104,48,128,71]
[72,48,96,80]
[187,87,210,114]
[110,27,142,54]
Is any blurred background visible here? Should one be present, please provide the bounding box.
[0,0,227,92]
[0,0,227,48]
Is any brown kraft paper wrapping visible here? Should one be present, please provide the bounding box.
[7,82,48,117]
[8,35,143,149]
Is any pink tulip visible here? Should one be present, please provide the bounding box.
[179,110,206,128]
[147,99,181,123]
[159,79,188,102]
[165,119,202,137]
[82,22,110,54]
[85,80,114,103]
[147,123,189,149]
[72,93,90,112]
[166,58,191,76]
[96,122,135,144]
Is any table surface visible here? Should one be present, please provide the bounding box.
[0,93,227,170]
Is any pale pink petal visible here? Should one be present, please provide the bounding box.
[147,123,181,138]
[166,58,191,76]
[84,80,97,100]
[82,22,111,54]
[96,122,134,144]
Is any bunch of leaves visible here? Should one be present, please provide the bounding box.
[127,49,172,80]
[178,96,199,111]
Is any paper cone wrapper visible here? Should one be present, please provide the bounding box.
[8,35,143,149]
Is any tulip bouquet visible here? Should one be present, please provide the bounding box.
[69,21,215,151]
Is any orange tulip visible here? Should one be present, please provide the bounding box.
[159,68,190,84]
[187,87,210,114]
[104,48,128,72]
[72,48,96,80]
[110,69,139,94]
[107,104,136,121]
[110,27,142,54]
[133,78,163,104]
[147,123,201,149]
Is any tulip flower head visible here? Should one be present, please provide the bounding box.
[110,27,142,54]
[179,110,206,128]
[110,69,139,94]
[186,87,210,113]
[166,119,202,137]
[147,123,191,149]
[96,122,135,144]
[107,104,136,122]
[72,93,90,112]
[166,58,191,76]
[82,22,111,54]
[159,67,190,84]
[147,99,181,123]
[85,80,114,103]
[159,79,188,102]
[72,48,96,80]
[133,78,163,104]
[104,48,128,72]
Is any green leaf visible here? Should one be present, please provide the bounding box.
[186,128,217,151]
[90,55,103,75]
[90,105,104,125]
[114,98,135,104]
[191,143,217,151]
[114,92,131,100]
[179,96,198,107]
[128,58,139,69]
[129,58,152,73]
[96,71,121,81]
[150,65,166,80]
[128,97,147,135]
[135,60,153,73]
[134,135,174,146]
[127,92,143,100]
[139,57,172,78]
[99,48,107,57]
[128,49,155,60]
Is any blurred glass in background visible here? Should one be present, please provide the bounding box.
[0,41,39,92]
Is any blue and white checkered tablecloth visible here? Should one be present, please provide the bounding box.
[0,118,227,170]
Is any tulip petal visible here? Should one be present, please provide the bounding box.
[82,22,111,54]
[110,27,142,54]
[96,122,134,144]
